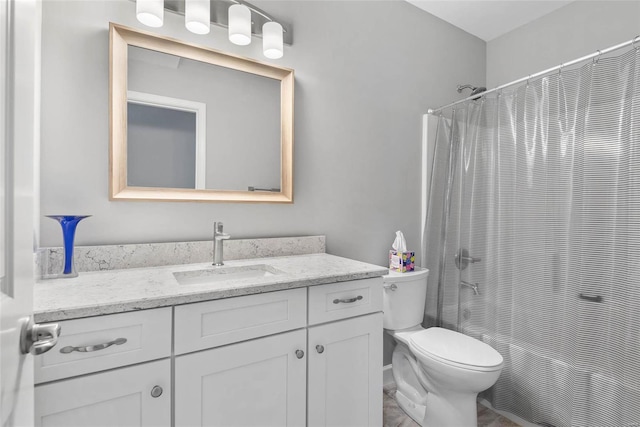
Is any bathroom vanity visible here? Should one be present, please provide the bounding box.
[33,253,388,426]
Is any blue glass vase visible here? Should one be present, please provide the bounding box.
[46,215,91,278]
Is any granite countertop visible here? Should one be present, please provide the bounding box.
[34,253,389,322]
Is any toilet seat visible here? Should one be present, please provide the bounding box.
[409,327,503,372]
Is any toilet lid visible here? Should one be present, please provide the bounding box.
[408,327,503,369]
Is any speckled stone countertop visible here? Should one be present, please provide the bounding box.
[34,253,388,323]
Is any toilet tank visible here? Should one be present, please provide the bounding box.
[382,267,429,330]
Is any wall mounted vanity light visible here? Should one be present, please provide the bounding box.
[135,0,290,59]
[136,0,164,27]
[185,0,210,34]
[228,4,251,45]
[262,21,283,59]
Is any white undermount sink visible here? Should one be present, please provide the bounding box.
[173,264,284,286]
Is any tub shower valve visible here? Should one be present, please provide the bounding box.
[455,248,482,271]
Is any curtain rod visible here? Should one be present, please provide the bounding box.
[428,35,640,115]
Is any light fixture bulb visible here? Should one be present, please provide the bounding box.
[136,0,164,28]
[263,21,283,59]
[228,4,252,46]
[185,0,210,34]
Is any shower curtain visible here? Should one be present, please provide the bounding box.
[424,47,640,427]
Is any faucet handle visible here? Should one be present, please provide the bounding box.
[213,222,230,241]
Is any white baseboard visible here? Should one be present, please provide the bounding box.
[383,364,395,387]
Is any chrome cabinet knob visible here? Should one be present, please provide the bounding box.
[316,345,325,354]
[150,386,163,398]
[295,350,304,359]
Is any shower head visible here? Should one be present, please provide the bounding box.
[457,84,487,100]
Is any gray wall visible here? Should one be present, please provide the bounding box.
[40,0,485,268]
[487,1,640,88]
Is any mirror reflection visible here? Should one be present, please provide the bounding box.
[127,46,281,191]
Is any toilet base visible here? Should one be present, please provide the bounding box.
[387,327,501,427]
[396,388,478,427]
[424,390,478,427]
[395,389,425,426]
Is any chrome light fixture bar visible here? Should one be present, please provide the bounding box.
[134,0,292,52]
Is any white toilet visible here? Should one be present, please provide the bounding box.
[383,268,503,427]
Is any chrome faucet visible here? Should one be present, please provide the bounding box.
[460,280,480,296]
[213,222,231,266]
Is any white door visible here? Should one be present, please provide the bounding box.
[307,313,383,427]
[175,329,307,426]
[34,359,171,427]
[0,0,40,425]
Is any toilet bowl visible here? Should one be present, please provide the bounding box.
[383,268,503,427]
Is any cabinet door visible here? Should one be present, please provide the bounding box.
[308,313,383,427]
[175,329,306,427]
[34,359,170,427]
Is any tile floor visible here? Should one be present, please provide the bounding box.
[383,386,521,427]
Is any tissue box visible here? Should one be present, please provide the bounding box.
[389,250,415,272]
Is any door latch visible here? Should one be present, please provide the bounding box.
[20,317,61,355]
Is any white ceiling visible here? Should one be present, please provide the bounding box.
[406,0,576,41]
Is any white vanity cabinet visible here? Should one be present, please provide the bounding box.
[174,288,308,426]
[307,315,382,426]
[34,277,383,427]
[307,279,383,427]
[174,278,383,427]
[175,329,307,426]
[33,308,172,427]
[34,359,170,427]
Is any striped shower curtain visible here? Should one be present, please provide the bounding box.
[424,47,640,426]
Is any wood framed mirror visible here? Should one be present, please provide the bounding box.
[109,23,294,203]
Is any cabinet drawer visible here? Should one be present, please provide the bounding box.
[35,307,171,384]
[308,278,383,325]
[174,288,307,355]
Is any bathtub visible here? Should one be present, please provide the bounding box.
[460,327,640,427]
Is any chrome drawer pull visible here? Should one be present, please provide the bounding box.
[333,295,363,304]
[60,337,127,354]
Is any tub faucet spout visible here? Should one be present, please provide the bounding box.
[213,222,231,266]
[460,280,480,296]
